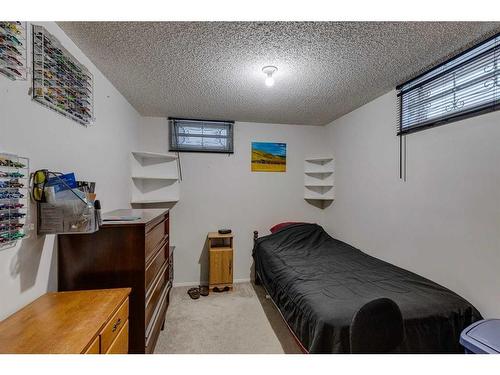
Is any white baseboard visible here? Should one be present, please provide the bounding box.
[173,278,251,288]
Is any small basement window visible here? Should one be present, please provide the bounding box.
[169,118,234,153]
[397,32,499,135]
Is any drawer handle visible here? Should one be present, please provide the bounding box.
[112,318,122,332]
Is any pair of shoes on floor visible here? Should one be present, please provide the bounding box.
[212,286,230,293]
[187,285,209,300]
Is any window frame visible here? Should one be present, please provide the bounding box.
[397,32,500,136]
[168,117,235,154]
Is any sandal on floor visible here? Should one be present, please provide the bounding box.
[199,285,209,296]
[188,287,200,299]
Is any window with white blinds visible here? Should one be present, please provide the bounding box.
[169,118,234,153]
[397,32,499,135]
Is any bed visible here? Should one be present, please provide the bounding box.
[253,223,482,353]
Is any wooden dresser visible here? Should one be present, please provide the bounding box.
[58,209,172,354]
[0,288,130,354]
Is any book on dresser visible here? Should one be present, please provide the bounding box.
[58,208,172,354]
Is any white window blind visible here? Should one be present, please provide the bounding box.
[169,118,234,153]
[397,33,499,135]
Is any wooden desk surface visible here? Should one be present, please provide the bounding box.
[0,288,131,354]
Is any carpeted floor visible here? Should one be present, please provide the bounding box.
[154,282,302,354]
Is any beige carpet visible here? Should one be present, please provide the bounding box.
[154,282,302,354]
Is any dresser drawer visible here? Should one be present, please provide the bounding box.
[145,218,168,262]
[105,320,129,354]
[145,241,169,294]
[145,285,169,354]
[145,263,169,329]
[100,298,129,353]
[83,336,100,354]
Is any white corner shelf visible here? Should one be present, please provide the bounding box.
[131,176,178,181]
[304,170,334,175]
[131,151,178,161]
[304,156,334,207]
[304,183,334,188]
[131,199,179,204]
[304,196,335,201]
[305,157,334,163]
[131,151,180,205]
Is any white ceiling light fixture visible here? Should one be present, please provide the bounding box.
[262,66,278,87]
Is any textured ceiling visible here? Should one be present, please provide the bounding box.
[58,22,500,125]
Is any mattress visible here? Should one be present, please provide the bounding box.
[253,223,482,353]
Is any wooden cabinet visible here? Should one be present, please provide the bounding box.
[58,209,173,354]
[209,248,233,285]
[208,232,233,292]
[0,288,130,354]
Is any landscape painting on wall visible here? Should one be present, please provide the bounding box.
[251,142,287,172]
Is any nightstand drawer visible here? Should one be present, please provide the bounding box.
[100,298,129,353]
[105,320,129,354]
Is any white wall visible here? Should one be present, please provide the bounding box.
[324,90,500,317]
[138,117,328,285]
[0,22,140,319]
[4,23,495,327]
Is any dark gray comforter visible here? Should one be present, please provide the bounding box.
[253,223,482,353]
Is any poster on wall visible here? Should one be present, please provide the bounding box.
[251,142,287,172]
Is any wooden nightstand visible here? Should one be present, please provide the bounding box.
[208,232,234,293]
